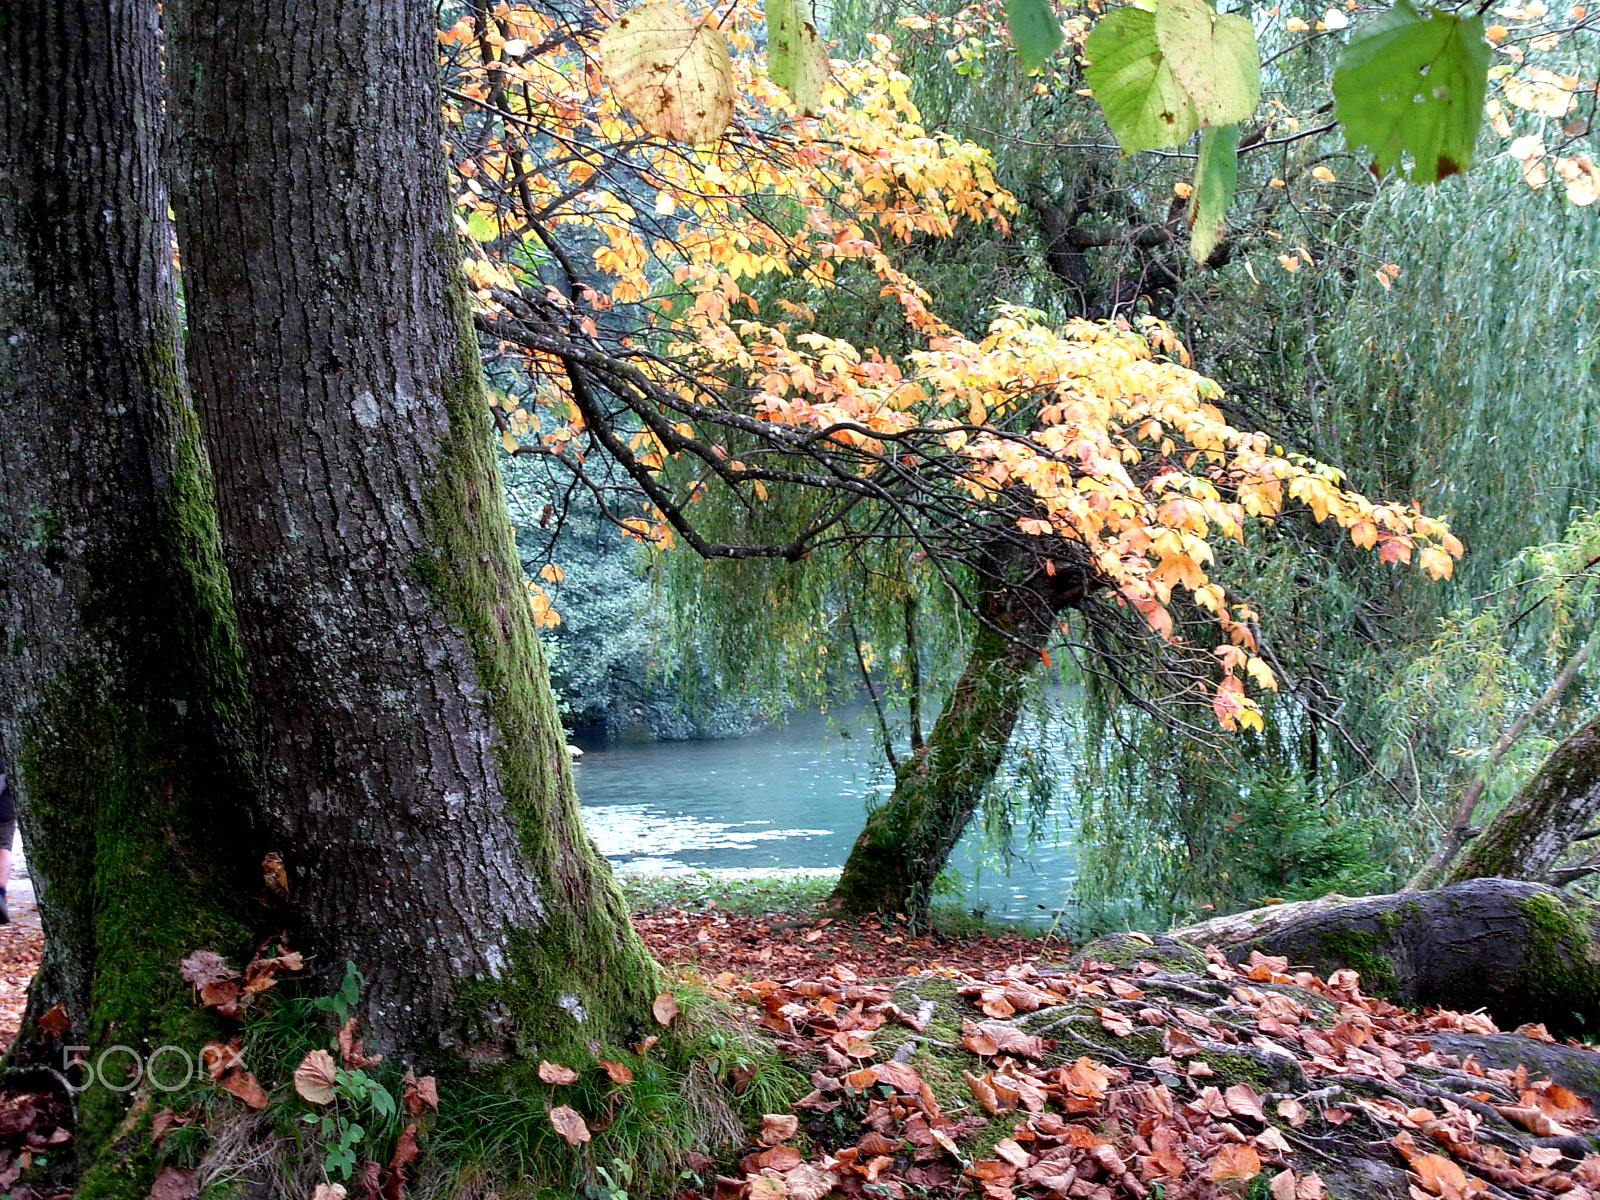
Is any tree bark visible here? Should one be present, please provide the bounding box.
[166,0,659,1056]
[0,0,259,1160]
[831,590,1048,926]
[1438,712,1600,887]
[1171,878,1600,1036]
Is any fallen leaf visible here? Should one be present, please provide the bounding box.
[403,1071,438,1114]
[179,950,240,988]
[1277,1097,1308,1127]
[311,1186,347,1200]
[538,1061,579,1085]
[600,1059,634,1086]
[747,1178,785,1200]
[338,1017,384,1069]
[759,1113,798,1145]
[293,1049,338,1105]
[1211,1144,1262,1182]
[549,1104,590,1145]
[218,1069,269,1109]
[1270,1170,1297,1200]
[38,1003,69,1040]
[653,993,680,1026]
[1224,1083,1266,1122]
[1098,1007,1135,1037]
[388,1122,420,1170]
[146,1165,198,1200]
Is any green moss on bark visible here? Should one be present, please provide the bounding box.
[409,272,661,1060]
[7,326,261,1185]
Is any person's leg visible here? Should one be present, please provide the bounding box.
[0,820,16,923]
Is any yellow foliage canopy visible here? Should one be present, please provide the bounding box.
[442,0,1461,731]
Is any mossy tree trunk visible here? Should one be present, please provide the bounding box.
[0,0,261,1166]
[165,0,660,1058]
[831,589,1051,926]
[1172,878,1600,1037]
[1439,712,1600,887]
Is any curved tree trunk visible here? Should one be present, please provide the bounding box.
[0,0,259,1165]
[831,590,1046,926]
[166,0,659,1056]
[1439,712,1600,887]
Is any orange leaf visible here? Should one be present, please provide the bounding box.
[1210,1144,1262,1182]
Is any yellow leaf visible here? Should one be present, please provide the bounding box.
[599,2,734,144]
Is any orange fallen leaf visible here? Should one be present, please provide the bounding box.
[652,993,680,1026]
[600,1059,634,1086]
[1210,1144,1262,1182]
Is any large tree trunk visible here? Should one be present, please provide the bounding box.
[0,0,259,1163]
[1439,712,1600,887]
[1172,878,1600,1037]
[832,590,1047,926]
[165,0,659,1055]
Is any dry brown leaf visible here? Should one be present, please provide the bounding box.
[337,1017,384,1069]
[179,950,239,988]
[994,1138,1030,1168]
[389,1122,420,1170]
[600,1059,634,1086]
[1277,1097,1308,1127]
[759,1113,798,1145]
[146,1165,198,1200]
[963,1070,1004,1114]
[1224,1083,1266,1123]
[653,993,680,1026]
[310,1186,346,1200]
[1409,1152,1468,1200]
[403,1070,439,1114]
[962,1020,1000,1056]
[293,1050,337,1105]
[1211,1144,1263,1182]
[38,1003,69,1040]
[549,1104,591,1145]
[781,1164,837,1200]
[1269,1170,1297,1200]
[218,1069,269,1109]
[538,1060,579,1085]
[747,1178,785,1200]
[1098,1007,1135,1037]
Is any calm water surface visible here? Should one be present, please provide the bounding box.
[574,704,1079,926]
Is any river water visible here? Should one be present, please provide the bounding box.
[574,703,1080,927]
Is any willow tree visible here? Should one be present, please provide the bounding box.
[0,0,260,1165]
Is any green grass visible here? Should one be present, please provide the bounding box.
[617,870,1048,939]
[618,870,838,916]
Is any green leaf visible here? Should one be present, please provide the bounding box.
[465,211,498,243]
[1153,0,1260,126]
[1188,123,1240,265]
[1083,6,1197,153]
[1332,0,1490,182]
[767,0,830,115]
[1005,0,1064,71]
